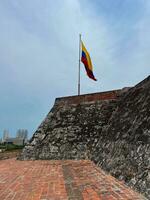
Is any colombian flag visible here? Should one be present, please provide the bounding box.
[81,41,97,81]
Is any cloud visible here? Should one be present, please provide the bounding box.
[116,0,150,85]
[0,0,149,137]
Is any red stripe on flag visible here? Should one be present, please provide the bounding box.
[81,57,97,81]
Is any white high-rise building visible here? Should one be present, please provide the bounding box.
[2,130,9,142]
[16,129,28,141]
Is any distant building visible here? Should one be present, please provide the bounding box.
[4,138,14,144]
[16,129,28,141]
[2,130,9,143]
[16,129,28,145]
[14,138,25,146]
[2,129,28,146]
[5,137,26,146]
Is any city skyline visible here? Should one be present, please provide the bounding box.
[0,129,28,140]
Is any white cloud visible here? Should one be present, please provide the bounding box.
[0,0,118,96]
[118,0,150,85]
[0,0,149,137]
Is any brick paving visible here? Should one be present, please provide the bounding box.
[0,159,146,200]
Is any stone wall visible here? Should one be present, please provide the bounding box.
[19,76,150,199]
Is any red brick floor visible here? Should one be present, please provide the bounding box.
[0,159,146,200]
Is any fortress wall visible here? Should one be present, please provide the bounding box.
[19,76,150,198]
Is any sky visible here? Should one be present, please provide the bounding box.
[0,0,149,139]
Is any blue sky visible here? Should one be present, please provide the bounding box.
[0,0,149,139]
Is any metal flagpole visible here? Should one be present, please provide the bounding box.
[78,34,81,95]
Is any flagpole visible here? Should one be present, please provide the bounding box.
[78,34,81,95]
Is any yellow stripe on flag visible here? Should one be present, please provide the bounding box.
[81,41,93,71]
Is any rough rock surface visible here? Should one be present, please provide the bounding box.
[19,76,150,199]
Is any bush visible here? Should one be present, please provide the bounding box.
[0,144,6,149]
[0,144,24,151]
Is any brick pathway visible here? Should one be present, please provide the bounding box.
[0,159,146,200]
